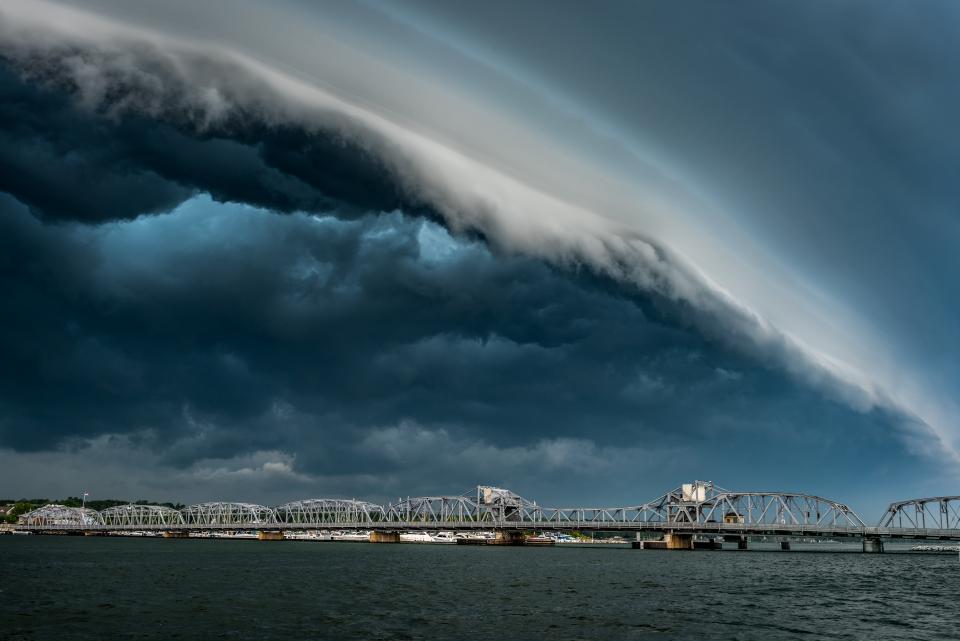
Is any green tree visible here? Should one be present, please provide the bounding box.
[4,502,38,524]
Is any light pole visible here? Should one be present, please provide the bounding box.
[82,492,89,509]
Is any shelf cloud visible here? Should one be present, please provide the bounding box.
[0,1,956,512]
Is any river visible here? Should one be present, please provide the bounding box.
[1,536,957,640]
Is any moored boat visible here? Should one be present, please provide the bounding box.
[432,531,457,544]
[525,533,557,545]
[286,530,333,541]
[455,531,494,545]
[400,531,434,543]
[331,530,371,542]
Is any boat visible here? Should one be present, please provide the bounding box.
[456,531,495,545]
[910,544,959,553]
[11,530,32,535]
[526,533,557,546]
[286,530,333,541]
[400,531,435,543]
[432,531,457,544]
[331,530,371,542]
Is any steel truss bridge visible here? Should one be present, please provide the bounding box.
[15,481,960,541]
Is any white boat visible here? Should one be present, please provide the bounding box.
[911,544,959,552]
[331,530,371,542]
[432,531,457,544]
[400,531,435,543]
[525,533,557,545]
[11,530,32,535]
[455,531,495,544]
[287,530,333,541]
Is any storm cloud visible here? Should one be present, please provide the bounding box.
[0,193,920,510]
[0,1,956,514]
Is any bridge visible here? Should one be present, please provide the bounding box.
[13,481,960,551]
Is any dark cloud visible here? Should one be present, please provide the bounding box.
[0,41,941,513]
[0,190,919,510]
[0,63,411,222]
[393,0,960,406]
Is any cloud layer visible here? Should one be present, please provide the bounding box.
[0,192,931,513]
[0,1,955,513]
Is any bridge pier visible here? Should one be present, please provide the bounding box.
[723,534,748,549]
[258,531,285,541]
[693,538,722,550]
[737,536,748,550]
[489,530,525,546]
[664,532,694,550]
[370,531,400,543]
[634,533,721,550]
[862,537,884,553]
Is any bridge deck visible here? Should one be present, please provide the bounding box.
[15,522,960,541]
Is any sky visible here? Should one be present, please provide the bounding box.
[0,0,956,519]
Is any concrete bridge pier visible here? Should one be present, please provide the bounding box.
[631,533,693,549]
[664,532,694,550]
[489,530,525,545]
[370,531,400,543]
[724,534,748,550]
[258,531,285,541]
[862,537,884,553]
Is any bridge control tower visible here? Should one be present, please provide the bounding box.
[478,486,531,544]
[667,481,713,523]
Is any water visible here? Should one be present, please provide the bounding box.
[1,537,957,640]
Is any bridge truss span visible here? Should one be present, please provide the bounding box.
[100,504,184,527]
[879,496,960,529]
[19,504,103,528]
[697,492,865,529]
[386,495,485,524]
[276,499,386,525]
[181,502,276,526]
